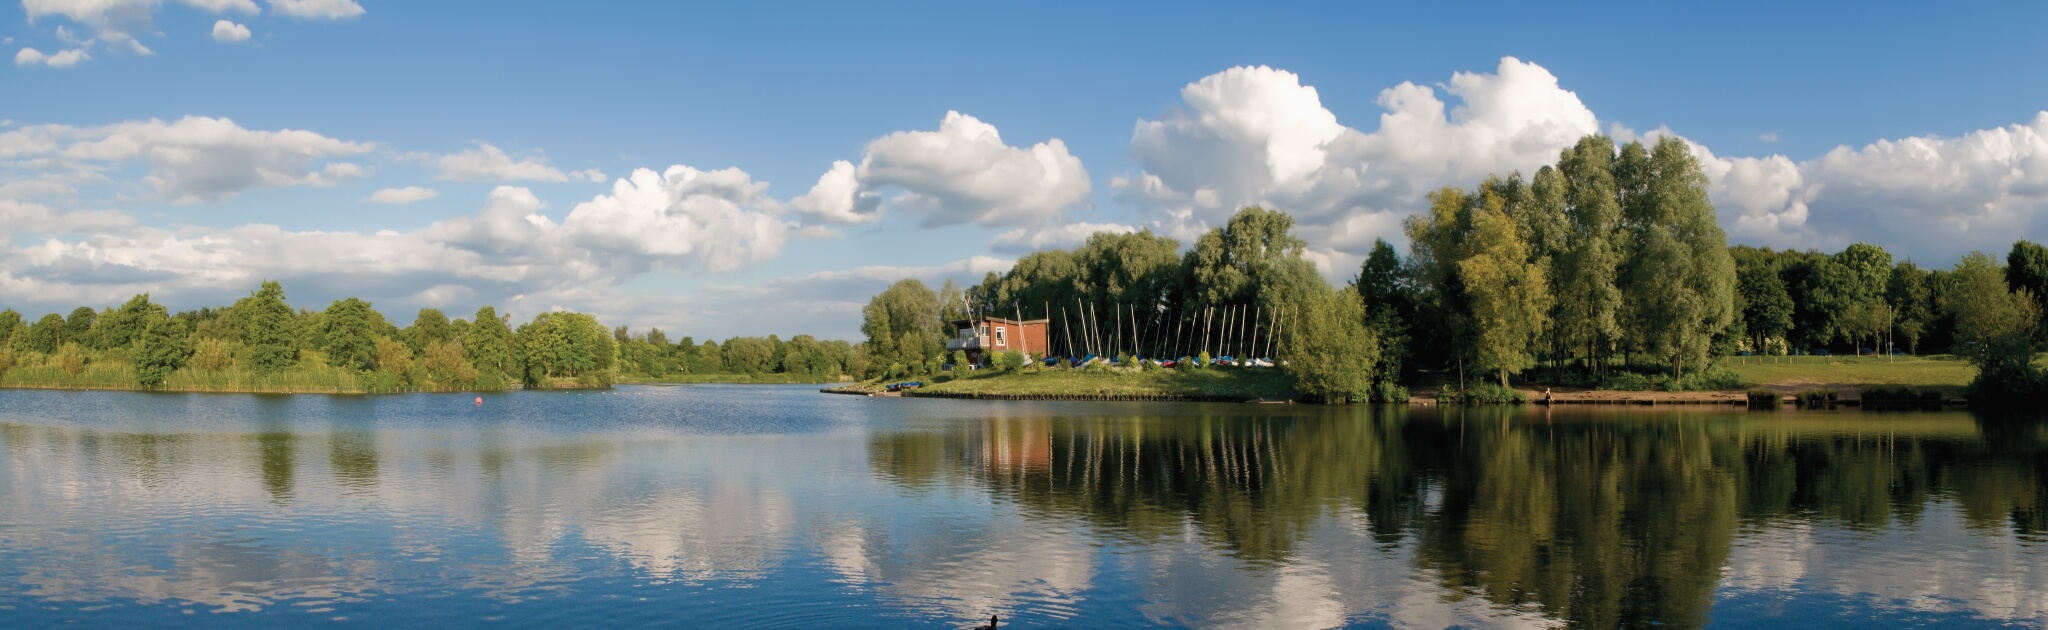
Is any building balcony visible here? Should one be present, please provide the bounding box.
[945,335,989,351]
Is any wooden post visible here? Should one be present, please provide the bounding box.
[1014,302,1027,360]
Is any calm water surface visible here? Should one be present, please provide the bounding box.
[2,385,2047,628]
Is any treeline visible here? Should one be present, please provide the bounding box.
[611,328,863,381]
[0,282,608,391]
[862,206,1383,402]
[862,133,2048,404]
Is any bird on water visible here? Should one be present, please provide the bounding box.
[970,614,998,629]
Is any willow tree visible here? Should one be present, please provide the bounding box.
[1459,192,1552,387]
[862,279,943,371]
[1617,137,1736,380]
[1552,135,1624,374]
[1281,286,1378,403]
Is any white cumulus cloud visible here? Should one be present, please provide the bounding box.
[988,222,1137,254]
[856,111,1091,228]
[210,20,251,43]
[14,46,91,67]
[1693,112,2048,256]
[435,143,595,183]
[366,186,438,204]
[1118,57,1600,254]
[266,0,364,19]
[0,115,373,203]
[787,160,879,225]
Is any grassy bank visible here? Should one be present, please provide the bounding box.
[617,373,848,385]
[1724,355,1977,394]
[905,367,1295,401]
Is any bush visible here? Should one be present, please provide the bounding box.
[53,342,86,376]
[1196,351,1212,368]
[1746,390,1780,408]
[1371,381,1410,403]
[192,338,236,372]
[1669,366,1745,392]
[1605,372,1654,391]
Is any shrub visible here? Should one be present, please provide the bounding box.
[1746,390,1780,408]
[1669,366,1745,391]
[1371,381,1411,403]
[53,342,86,376]
[951,350,971,371]
[1605,372,1654,391]
[1196,351,1212,368]
[192,338,236,372]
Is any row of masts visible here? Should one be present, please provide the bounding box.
[961,298,1285,362]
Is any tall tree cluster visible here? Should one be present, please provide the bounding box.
[1394,135,1735,385]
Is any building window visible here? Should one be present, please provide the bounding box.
[994,326,1006,346]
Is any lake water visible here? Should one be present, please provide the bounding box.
[2,385,2046,628]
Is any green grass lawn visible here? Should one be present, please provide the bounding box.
[1723,355,1977,392]
[910,366,1296,400]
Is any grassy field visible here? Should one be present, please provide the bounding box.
[617,373,847,385]
[1723,355,1977,393]
[906,366,1296,400]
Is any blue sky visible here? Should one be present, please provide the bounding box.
[6,1,2048,340]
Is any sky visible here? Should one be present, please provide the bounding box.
[5,1,2048,341]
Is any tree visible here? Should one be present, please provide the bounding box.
[1458,193,1552,387]
[1617,137,1736,380]
[722,336,776,374]
[2008,240,2048,334]
[1735,260,1794,354]
[1552,139,1625,372]
[405,308,455,353]
[0,310,21,347]
[320,298,385,371]
[19,313,65,354]
[133,317,194,389]
[238,280,298,373]
[465,306,516,379]
[1889,261,1933,354]
[96,294,166,351]
[374,336,417,387]
[1281,286,1378,403]
[514,311,613,385]
[1947,252,2041,403]
[421,339,478,388]
[862,279,943,368]
[64,307,97,347]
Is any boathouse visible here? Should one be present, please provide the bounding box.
[945,316,1050,364]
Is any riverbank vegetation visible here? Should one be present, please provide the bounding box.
[858,133,2048,406]
[0,283,862,393]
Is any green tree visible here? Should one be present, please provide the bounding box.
[96,294,166,350]
[464,306,516,379]
[1281,286,1378,403]
[237,280,298,373]
[2008,240,2048,334]
[1736,258,1794,354]
[1888,261,1933,354]
[1617,137,1736,380]
[405,308,455,353]
[374,336,417,387]
[513,311,613,385]
[722,336,776,374]
[1947,251,2042,403]
[64,307,97,346]
[320,298,385,371]
[19,313,65,354]
[0,310,21,347]
[133,317,194,389]
[862,279,943,367]
[1459,194,1552,387]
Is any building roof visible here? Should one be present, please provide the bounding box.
[951,316,1050,328]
